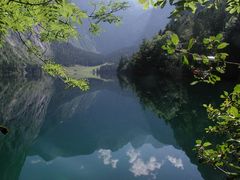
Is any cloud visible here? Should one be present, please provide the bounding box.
[98,149,119,168]
[167,155,184,170]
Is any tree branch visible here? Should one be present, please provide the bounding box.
[9,0,53,6]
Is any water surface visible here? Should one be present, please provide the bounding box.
[0,76,232,180]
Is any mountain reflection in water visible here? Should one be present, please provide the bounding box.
[0,75,234,180]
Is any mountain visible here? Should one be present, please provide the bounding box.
[105,45,139,62]
[69,35,99,54]
[70,0,173,54]
[51,41,140,66]
[51,42,107,66]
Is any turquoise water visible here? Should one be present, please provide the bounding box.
[0,76,231,180]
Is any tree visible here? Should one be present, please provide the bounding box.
[0,0,129,90]
[138,0,240,84]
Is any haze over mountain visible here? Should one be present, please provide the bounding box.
[71,0,173,55]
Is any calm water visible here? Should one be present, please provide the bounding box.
[0,75,233,180]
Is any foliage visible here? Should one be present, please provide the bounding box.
[118,32,185,77]
[138,0,240,15]
[0,0,86,44]
[195,84,240,176]
[137,0,240,85]
[42,62,89,91]
[0,0,128,44]
[0,0,128,90]
[226,0,240,14]
[88,1,129,34]
[118,2,240,80]
[161,32,230,84]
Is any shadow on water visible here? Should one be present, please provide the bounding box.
[118,74,238,180]
[0,73,237,180]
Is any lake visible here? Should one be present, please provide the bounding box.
[0,74,234,180]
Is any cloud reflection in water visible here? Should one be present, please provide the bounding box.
[127,149,163,178]
[167,155,184,170]
[98,149,119,168]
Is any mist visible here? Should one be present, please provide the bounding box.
[71,0,173,55]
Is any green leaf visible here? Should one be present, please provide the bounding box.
[219,53,229,60]
[224,91,229,96]
[196,140,202,144]
[228,106,238,117]
[229,8,236,14]
[203,142,212,147]
[203,38,210,44]
[89,23,101,35]
[217,42,229,49]
[234,84,240,93]
[215,162,224,166]
[182,55,189,65]
[187,2,197,13]
[188,38,195,50]
[171,33,179,46]
[167,48,175,54]
[202,56,209,64]
[154,0,167,8]
[216,67,225,74]
[216,33,223,41]
[161,45,168,50]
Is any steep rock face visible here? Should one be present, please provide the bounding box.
[2,34,52,64]
[0,34,53,76]
[0,76,54,180]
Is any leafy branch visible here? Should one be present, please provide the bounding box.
[159,31,240,84]
[0,0,129,90]
[138,0,240,16]
[87,1,129,34]
[7,0,54,6]
[194,85,240,177]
